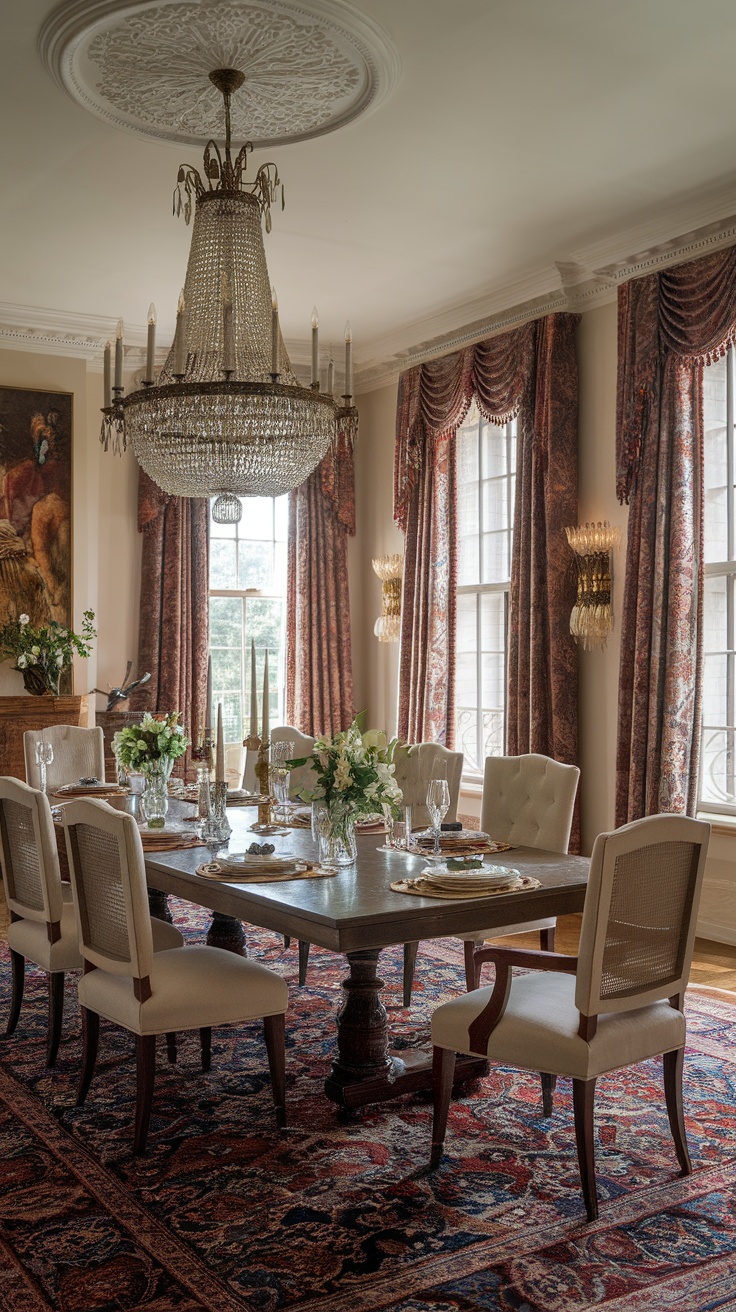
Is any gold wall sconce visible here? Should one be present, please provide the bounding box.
[565,521,622,651]
[372,553,403,642]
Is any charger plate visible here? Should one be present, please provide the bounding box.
[196,859,336,883]
[390,874,541,900]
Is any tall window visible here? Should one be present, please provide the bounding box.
[455,401,516,776]
[701,349,736,812]
[208,495,288,744]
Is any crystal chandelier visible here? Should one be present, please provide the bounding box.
[100,68,355,522]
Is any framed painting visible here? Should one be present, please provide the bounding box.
[0,386,73,631]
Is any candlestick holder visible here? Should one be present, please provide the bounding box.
[201,780,231,844]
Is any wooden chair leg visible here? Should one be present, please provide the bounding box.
[283,935,291,948]
[200,1026,212,1072]
[663,1047,692,1176]
[5,951,25,1037]
[540,925,556,952]
[134,1034,157,1155]
[263,1014,286,1129]
[165,1032,178,1064]
[47,972,65,1067]
[464,941,481,991]
[572,1077,598,1222]
[430,1046,456,1169]
[298,940,311,987]
[76,1008,100,1106]
[540,1072,557,1117]
[403,942,419,1008]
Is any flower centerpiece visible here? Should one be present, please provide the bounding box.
[292,719,403,866]
[112,711,190,828]
[0,610,96,696]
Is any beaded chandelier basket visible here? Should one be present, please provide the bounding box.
[101,68,354,516]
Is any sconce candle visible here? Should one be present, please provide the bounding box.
[372,553,403,642]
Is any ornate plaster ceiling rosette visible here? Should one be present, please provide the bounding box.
[39,0,399,148]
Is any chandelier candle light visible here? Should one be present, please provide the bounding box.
[372,553,403,642]
[565,521,622,651]
[100,67,357,523]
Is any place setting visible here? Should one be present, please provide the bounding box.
[391,858,541,900]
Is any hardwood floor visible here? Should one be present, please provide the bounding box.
[1,883,734,992]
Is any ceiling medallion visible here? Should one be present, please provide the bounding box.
[39,0,399,148]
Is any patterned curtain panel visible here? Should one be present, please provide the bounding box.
[615,247,736,824]
[286,425,356,738]
[394,314,580,817]
[130,469,210,778]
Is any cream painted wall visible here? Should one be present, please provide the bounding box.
[351,382,402,737]
[0,348,141,721]
[576,302,628,852]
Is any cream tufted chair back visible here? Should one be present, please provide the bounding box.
[480,753,579,853]
[393,742,463,829]
[24,726,105,793]
[270,726,317,800]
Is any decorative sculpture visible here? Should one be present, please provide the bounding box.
[93,662,151,711]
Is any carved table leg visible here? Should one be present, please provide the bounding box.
[206,913,248,956]
[324,948,487,1109]
[147,889,173,923]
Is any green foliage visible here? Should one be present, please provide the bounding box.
[112,711,189,773]
[0,609,96,695]
[292,720,404,820]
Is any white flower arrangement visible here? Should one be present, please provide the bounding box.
[291,719,403,819]
[0,609,96,695]
[112,711,189,774]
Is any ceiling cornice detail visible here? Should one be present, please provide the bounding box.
[2,210,736,388]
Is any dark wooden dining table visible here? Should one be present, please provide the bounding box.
[142,806,589,1110]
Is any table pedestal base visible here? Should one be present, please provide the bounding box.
[206,913,247,956]
[324,948,488,1109]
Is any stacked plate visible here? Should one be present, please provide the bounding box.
[421,863,521,893]
[413,829,493,856]
[54,782,125,798]
[210,854,309,876]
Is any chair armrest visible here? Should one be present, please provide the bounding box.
[466,950,577,1054]
[472,945,578,973]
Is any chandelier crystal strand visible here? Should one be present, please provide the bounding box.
[100,67,355,502]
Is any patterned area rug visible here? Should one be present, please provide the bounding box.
[1,901,736,1312]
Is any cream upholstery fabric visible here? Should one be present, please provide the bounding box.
[457,753,580,943]
[270,726,317,800]
[0,776,64,925]
[393,743,463,829]
[24,726,105,792]
[7,883,82,972]
[431,972,686,1080]
[78,945,288,1035]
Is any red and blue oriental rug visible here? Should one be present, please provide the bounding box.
[1,902,736,1311]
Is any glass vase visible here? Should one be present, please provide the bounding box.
[141,759,174,829]
[312,801,358,867]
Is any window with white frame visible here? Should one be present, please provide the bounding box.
[701,349,736,813]
[208,495,289,745]
[455,401,517,777]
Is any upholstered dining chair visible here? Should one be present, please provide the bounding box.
[429,813,711,1222]
[457,753,580,993]
[397,742,464,1007]
[62,798,289,1154]
[0,777,183,1067]
[24,725,106,792]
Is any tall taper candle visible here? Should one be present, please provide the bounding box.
[249,638,258,736]
[262,647,269,742]
[344,320,352,400]
[114,318,124,390]
[215,703,225,783]
[103,341,112,408]
[173,291,186,376]
[145,303,156,383]
[311,306,319,386]
[222,271,235,374]
[271,286,279,375]
[205,655,212,735]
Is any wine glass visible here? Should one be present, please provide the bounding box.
[270,739,294,824]
[35,740,54,794]
[426,778,450,858]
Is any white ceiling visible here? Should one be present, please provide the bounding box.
[4,0,736,385]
